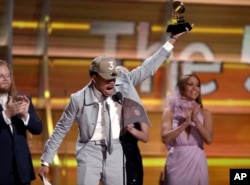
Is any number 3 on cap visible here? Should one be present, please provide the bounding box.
[108,61,114,70]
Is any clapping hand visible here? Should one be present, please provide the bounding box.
[6,95,30,119]
[191,103,201,123]
[184,109,192,125]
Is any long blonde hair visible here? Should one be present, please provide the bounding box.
[0,60,17,99]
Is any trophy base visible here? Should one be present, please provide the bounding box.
[166,22,192,34]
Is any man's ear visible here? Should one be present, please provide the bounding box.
[92,74,97,83]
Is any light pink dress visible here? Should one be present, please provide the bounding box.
[164,90,209,185]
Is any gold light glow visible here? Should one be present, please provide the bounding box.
[44,90,50,98]
[12,20,243,35]
[12,21,90,31]
[51,22,90,30]
[32,157,250,167]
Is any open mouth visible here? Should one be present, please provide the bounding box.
[104,85,114,96]
[107,86,113,90]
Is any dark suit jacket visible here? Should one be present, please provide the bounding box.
[0,96,43,184]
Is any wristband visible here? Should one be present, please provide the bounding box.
[41,161,49,166]
[163,41,174,52]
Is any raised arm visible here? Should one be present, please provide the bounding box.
[127,25,194,86]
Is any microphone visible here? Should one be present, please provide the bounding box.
[112,92,123,105]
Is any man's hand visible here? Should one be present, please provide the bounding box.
[5,96,20,118]
[38,165,50,181]
[5,95,30,119]
[169,24,194,44]
[15,95,30,120]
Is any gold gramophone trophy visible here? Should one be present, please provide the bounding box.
[166,1,192,34]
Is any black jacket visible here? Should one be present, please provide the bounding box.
[0,96,43,184]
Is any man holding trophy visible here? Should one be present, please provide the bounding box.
[38,1,193,185]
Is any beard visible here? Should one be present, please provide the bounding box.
[0,84,11,94]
